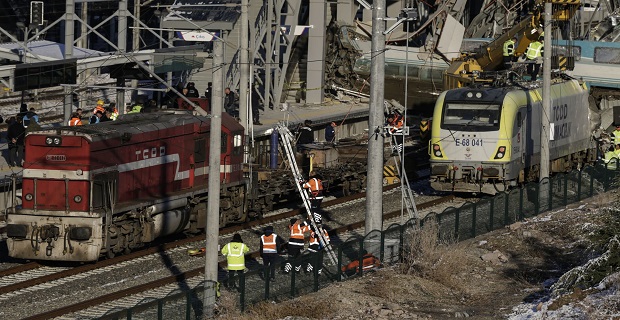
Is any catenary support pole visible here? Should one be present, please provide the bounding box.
[204,39,224,319]
[64,0,75,125]
[240,0,249,133]
[131,0,140,91]
[366,0,386,234]
[117,0,128,113]
[540,2,551,182]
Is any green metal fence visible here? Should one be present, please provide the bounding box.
[96,160,620,319]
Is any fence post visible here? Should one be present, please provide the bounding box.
[126,308,132,320]
[519,187,524,220]
[504,192,509,226]
[564,174,568,206]
[548,178,553,212]
[399,223,405,262]
[380,228,386,262]
[471,202,477,238]
[455,208,460,240]
[358,238,364,277]
[577,169,582,202]
[264,267,270,300]
[157,300,163,319]
[337,244,343,281]
[240,273,246,312]
[490,196,495,231]
[535,182,540,215]
[290,266,297,298]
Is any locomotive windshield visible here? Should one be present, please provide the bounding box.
[442,103,501,131]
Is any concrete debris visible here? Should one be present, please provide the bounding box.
[509,222,523,231]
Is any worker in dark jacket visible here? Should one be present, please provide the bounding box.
[259,225,285,281]
[7,116,26,167]
[296,120,314,146]
[184,82,199,98]
[325,121,337,143]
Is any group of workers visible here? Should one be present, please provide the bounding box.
[67,98,156,126]
[502,33,544,81]
[219,169,379,290]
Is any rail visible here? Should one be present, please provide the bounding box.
[35,160,620,318]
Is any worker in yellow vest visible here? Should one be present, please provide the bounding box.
[502,36,518,70]
[525,36,544,81]
[221,233,250,289]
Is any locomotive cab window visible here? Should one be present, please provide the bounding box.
[233,134,242,155]
[442,103,501,131]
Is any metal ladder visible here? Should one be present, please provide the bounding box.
[275,124,338,265]
[386,120,419,221]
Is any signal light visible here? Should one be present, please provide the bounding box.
[432,144,443,158]
[45,136,62,146]
[494,146,507,159]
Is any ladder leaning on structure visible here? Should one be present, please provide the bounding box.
[385,118,419,221]
[275,124,338,265]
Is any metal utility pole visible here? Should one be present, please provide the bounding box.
[131,0,141,90]
[64,0,75,124]
[204,39,224,318]
[117,0,128,113]
[540,2,552,182]
[240,0,249,133]
[366,0,386,234]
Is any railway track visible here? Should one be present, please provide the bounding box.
[0,185,401,297]
[20,194,456,320]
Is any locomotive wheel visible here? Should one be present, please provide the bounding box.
[106,250,115,259]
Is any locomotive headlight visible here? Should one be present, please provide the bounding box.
[45,136,62,146]
[494,146,507,159]
[74,195,82,203]
[25,193,33,201]
[467,92,473,98]
[433,144,443,158]
[475,92,482,98]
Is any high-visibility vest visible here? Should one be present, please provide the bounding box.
[303,178,323,197]
[613,129,620,145]
[289,222,309,242]
[69,117,82,126]
[261,234,278,253]
[604,151,618,170]
[503,39,515,56]
[95,105,106,114]
[110,109,119,121]
[221,241,249,270]
[308,228,330,252]
[388,115,404,134]
[526,41,543,60]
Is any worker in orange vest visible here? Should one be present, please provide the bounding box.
[302,171,324,211]
[259,225,285,281]
[68,112,83,126]
[386,113,404,156]
[284,218,310,273]
[305,224,330,274]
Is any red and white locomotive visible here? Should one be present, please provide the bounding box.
[6,110,247,261]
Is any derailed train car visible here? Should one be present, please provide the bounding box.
[6,111,246,261]
[429,79,597,194]
[5,109,372,262]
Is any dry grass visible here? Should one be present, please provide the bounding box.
[214,290,338,319]
[399,221,468,290]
